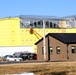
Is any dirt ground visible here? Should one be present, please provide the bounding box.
[0,61,76,75]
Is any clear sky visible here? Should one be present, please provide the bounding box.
[0,0,76,18]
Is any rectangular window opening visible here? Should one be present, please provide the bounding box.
[42,47,44,54]
[71,46,76,53]
[49,47,53,54]
[56,46,60,54]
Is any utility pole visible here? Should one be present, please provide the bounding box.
[43,20,46,60]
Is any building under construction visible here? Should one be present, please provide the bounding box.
[0,15,76,56]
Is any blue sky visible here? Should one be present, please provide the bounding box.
[0,0,76,18]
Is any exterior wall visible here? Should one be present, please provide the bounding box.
[48,36,67,61]
[0,46,34,56]
[37,39,44,60]
[0,18,20,46]
[37,37,49,60]
[37,36,68,61]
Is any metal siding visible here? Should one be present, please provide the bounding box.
[0,46,34,56]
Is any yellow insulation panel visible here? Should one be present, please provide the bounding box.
[0,18,20,46]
